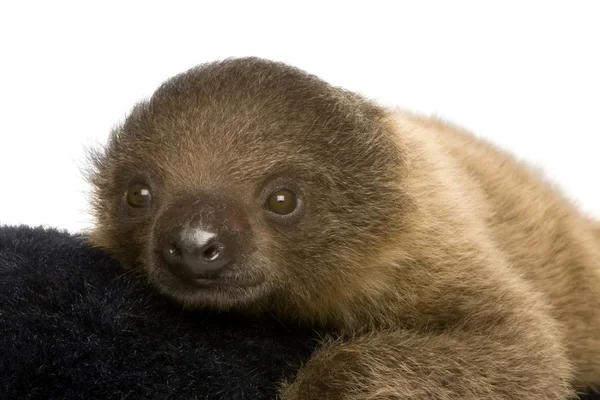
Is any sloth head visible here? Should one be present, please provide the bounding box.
[87,57,410,324]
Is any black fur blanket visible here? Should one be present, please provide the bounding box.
[0,226,318,399]
[0,226,598,399]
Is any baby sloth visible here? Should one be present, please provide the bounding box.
[87,57,600,399]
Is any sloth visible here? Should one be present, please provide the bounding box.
[86,57,600,399]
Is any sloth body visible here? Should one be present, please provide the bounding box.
[88,58,600,399]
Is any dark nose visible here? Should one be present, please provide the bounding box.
[160,229,234,280]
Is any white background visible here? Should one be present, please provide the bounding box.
[0,1,599,233]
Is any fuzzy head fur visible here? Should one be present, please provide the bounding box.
[87,57,412,327]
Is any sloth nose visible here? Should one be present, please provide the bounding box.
[160,229,233,280]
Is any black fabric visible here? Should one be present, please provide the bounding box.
[0,225,598,400]
[0,226,319,399]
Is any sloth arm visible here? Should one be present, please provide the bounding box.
[280,308,574,400]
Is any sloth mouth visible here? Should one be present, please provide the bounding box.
[146,252,270,309]
[184,275,264,289]
[151,250,264,291]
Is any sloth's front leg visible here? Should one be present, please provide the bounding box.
[280,325,573,400]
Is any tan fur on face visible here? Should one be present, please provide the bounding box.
[87,57,600,399]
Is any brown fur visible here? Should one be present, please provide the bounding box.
[86,57,600,399]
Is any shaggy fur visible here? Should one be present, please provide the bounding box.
[0,225,318,399]
[86,57,600,399]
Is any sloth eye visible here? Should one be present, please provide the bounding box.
[126,183,152,208]
[266,189,297,215]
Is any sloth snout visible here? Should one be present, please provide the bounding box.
[160,228,235,280]
[154,191,254,283]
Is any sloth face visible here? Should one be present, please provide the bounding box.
[87,58,409,312]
